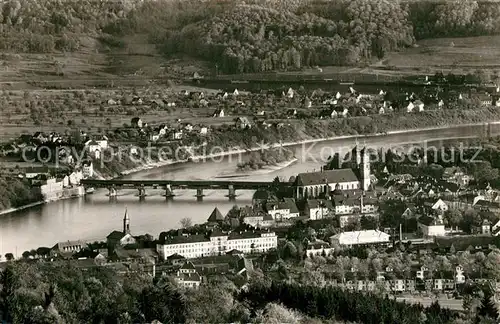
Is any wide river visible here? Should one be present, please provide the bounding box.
[1,123,499,255]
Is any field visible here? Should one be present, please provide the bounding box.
[367,36,500,77]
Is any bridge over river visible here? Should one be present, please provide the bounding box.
[80,179,285,200]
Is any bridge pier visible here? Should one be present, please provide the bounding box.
[227,185,236,201]
[108,186,117,197]
[163,184,175,199]
[195,188,204,201]
[137,186,147,198]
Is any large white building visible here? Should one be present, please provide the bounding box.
[294,146,371,199]
[330,230,390,247]
[157,230,277,260]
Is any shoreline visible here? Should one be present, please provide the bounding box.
[115,120,498,178]
[0,120,497,216]
[216,158,298,179]
[0,201,45,216]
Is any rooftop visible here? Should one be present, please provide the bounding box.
[207,207,224,222]
[295,169,359,186]
[332,230,390,245]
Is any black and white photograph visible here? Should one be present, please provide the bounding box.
[1,0,500,323]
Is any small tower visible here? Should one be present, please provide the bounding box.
[123,208,130,234]
[360,147,371,191]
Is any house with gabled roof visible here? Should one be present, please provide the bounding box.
[175,261,202,289]
[264,198,300,221]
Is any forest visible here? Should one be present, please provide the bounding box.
[2,260,495,324]
[1,0,500,73]
[0,176,43,211]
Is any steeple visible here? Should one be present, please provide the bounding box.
[355,139,361,165]
[123,207,130,234]
[360,145,371,191]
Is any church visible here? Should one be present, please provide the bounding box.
[106,208,136,254]
[294,146,371,200]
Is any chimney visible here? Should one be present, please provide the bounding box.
[399,223,403,242]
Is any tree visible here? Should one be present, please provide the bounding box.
[22,251,31,259]
[444,209,463,228]
[255,303,303,324]
[484,249,500,280]
[360,215,378,230]
[476,287,499,323]
[185,283,236,323]
[139,284,186,323]
[462,209,481,233]
[179,217,192,228]
[5,253,14,261]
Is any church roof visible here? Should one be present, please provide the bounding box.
[295,169,359,186]
[207,207,224,222]
[107,230,125,240]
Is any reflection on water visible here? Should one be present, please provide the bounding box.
[0,124,495,255]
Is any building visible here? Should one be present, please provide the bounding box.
[213,109,224,118]
[82,160,94,178]
[294,146,371,199]
[306,240,334,258]
[207,207,225,228]
[330,230,390,247]
[157,230,277,260]
[84,140,101,159]
[106,209,137,253]
[235,117,252,129]
[305,199,334,220]
[430,199,448,214]
[418,215,446,237]
[51,240,86,258]
[175,261,202,289]
[264,198,300,221]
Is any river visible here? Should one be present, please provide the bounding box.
[0,123,498,256]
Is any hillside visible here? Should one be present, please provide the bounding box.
[1,0,500,78]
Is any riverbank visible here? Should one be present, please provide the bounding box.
[0,201,45,216]
[0,118,497,217]
[101,120,499,180]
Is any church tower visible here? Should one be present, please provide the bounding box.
[355,139,361,166]
[360,147,371,191]
[123,208,130,234]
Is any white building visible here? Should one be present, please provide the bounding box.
[431,199,448,213]
[418,215,446,237]
[305,199,334,220]
[84,140,101,159]
[264,198,300,221]
[330,230,390,247]
[157,230,277,260]
[82,161,93,178]
[175,262,202,289]
[306,240,334,258]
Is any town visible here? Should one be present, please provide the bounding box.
[4,130,500,312]
[4,0,500,321]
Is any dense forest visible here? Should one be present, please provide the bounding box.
[1,0,500,73]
